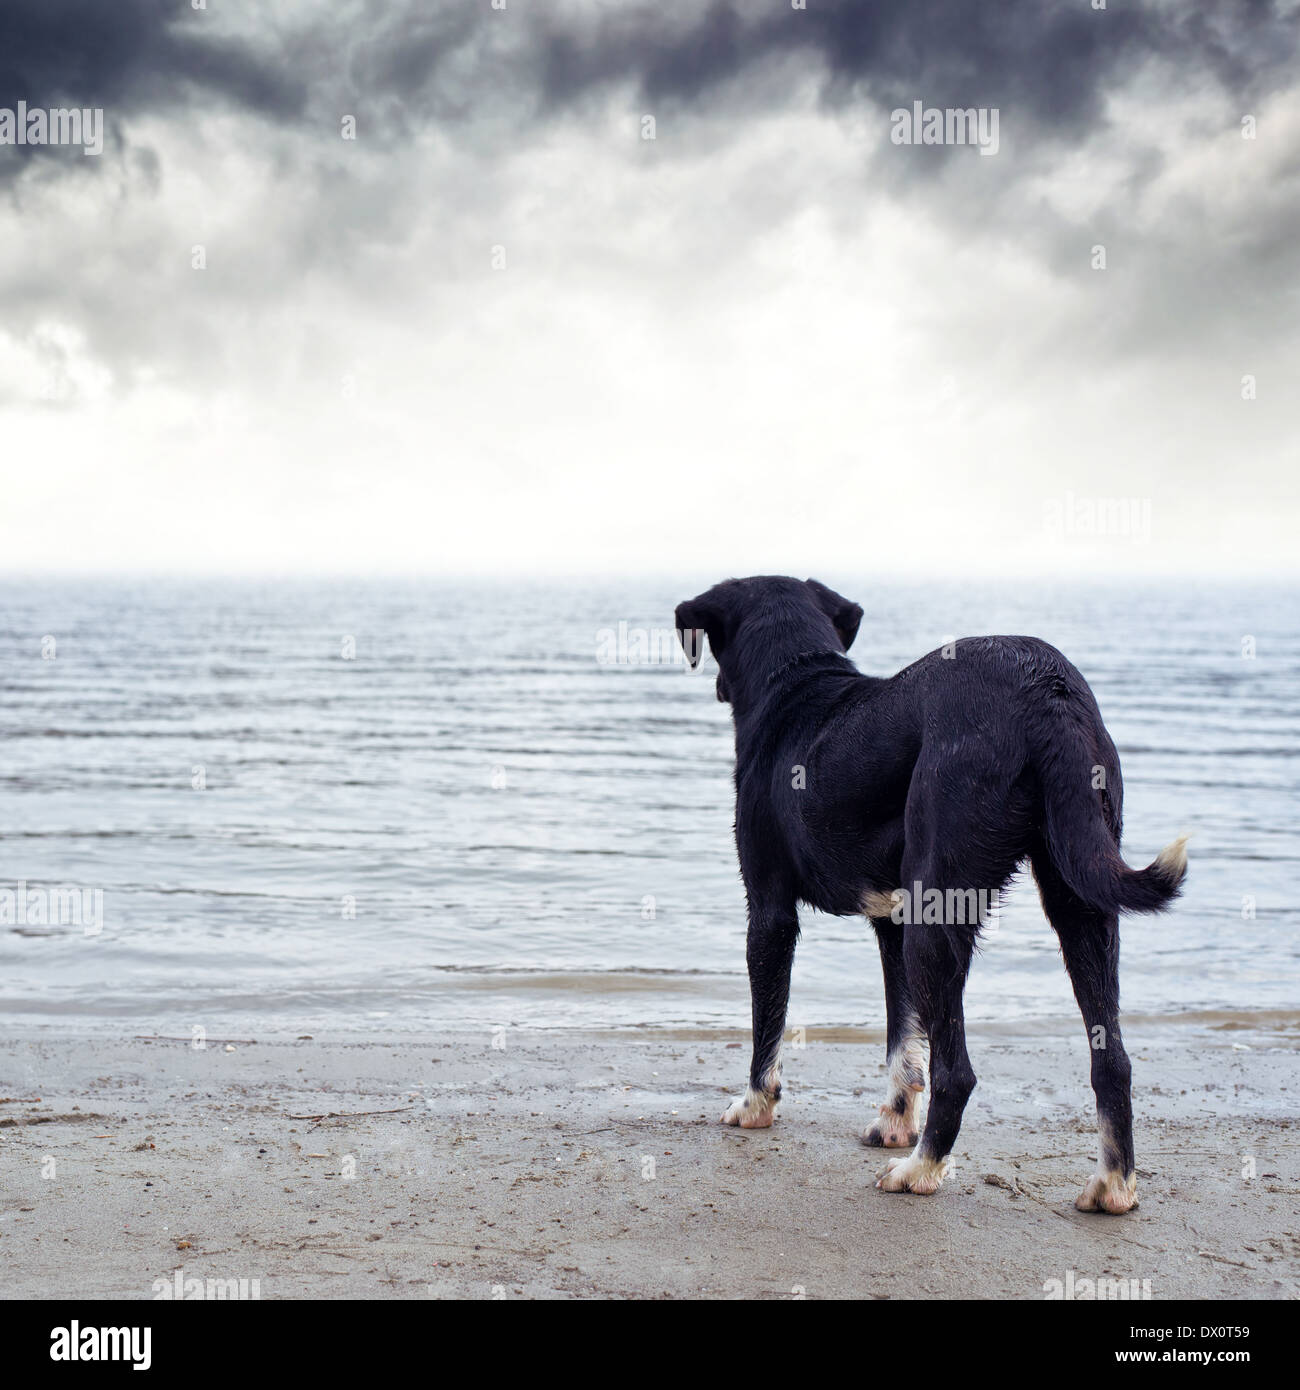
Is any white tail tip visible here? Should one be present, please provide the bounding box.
[1153,832,1191,880]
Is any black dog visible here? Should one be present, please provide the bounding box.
[675,576,1187,1212]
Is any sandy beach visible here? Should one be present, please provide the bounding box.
[0,1017,1296,1300]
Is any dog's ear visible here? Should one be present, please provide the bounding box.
[805,579,863,652]
[675,597,725,669]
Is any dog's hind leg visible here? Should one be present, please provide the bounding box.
[877,917,976,1195]
[1031,841,1137,1214]
[877,758,1031,1195]
[721,898,799,1129]
[862,919,925,1149]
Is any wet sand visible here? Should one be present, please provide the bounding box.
[0,1019,1296,1299]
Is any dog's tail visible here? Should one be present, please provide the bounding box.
[1047,827,1190,915]
[1038,723,1189,916]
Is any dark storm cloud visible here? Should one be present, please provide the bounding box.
[535,0,1143,131]
[0,0,302,182]
[417,0,1298,146]
[4,1,1296,170]
[0,0,299,112]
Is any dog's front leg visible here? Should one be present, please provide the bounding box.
[721,900,799,1128]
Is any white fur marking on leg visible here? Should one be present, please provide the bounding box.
[760,1051,783,1097]
[1076,1169,1137,1213]
[863,1101,917,1148]
[876,1150,950,1195]
[1076,1116,1138,1213]
[863,1023,926,1147]
[720,1085,777,1129]
[888,1029,926,1096]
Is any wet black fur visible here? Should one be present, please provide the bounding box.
[675,576,1187,1185]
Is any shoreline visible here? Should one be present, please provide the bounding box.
[1,1020,1296,1299]
[3,1004,1297,1041]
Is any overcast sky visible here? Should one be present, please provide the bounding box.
[1,0,1296,577]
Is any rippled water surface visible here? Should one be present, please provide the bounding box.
[0,576,1295,1035]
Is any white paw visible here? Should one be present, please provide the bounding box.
[862,1105,919,1149]
[720,1086,777,1129]
[876,1150,950,1194]
[1076,1169,1138,1214]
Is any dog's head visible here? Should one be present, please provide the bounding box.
[675,576,863,704]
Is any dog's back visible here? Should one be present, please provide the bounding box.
[746,633,1186,921]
